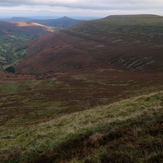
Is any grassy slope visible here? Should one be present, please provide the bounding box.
[0,90,162,162]
[0,69,162,162]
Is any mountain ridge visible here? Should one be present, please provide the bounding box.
[15,14,163,74]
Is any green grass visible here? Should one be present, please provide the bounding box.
[0,90,162,162]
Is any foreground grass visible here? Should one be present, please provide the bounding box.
[0,90,162,162]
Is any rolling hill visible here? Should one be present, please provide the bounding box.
[0,21,54,72]
[15,14,163,74]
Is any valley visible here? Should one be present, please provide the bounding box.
[0,21,55,72]
[0,15,163,163]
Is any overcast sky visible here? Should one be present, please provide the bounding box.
[0,0,163,18]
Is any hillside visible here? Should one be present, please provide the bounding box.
[29,16,82,28]
[15,14,163,74]
[0,21,54,72]
[0,15,163,163]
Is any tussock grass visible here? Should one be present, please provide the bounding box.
[0,90,162,162]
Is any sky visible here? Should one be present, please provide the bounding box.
[0,0,163,18]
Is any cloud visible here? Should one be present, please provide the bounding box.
[0,0,163,10]
[0,0,163,17]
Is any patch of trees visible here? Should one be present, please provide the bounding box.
[5,66,15,73]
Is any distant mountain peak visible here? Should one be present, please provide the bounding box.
[59,16,73,20]
[62,16,69,18]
